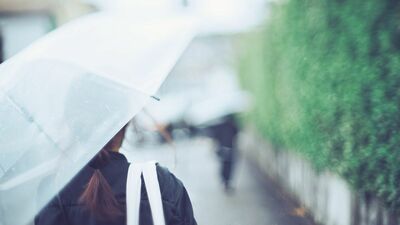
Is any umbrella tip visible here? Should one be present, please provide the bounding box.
[151,95,161,101]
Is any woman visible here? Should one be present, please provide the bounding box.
[35,124,197,225]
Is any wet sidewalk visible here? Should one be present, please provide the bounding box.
[122,137,316,225]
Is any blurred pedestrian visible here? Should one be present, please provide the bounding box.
[35,124,197,225]
[208,115,239,192]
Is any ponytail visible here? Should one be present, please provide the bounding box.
[79,125,128,220]
[79,166,122,219]
[79,167,122,220]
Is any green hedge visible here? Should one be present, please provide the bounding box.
[239,0,400,210]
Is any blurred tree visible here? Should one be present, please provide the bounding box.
[240,0,400,211]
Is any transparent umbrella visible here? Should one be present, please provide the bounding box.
[0,12,195,225]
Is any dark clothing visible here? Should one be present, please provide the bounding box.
[208,115,239,187]
[35,152,196,225]
[210,115,239,149]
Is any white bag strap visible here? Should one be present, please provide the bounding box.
[126,161,166,225]
[142,162,166,225]
[126,163,143,225]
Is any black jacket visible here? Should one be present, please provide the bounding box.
[35,152,197,225]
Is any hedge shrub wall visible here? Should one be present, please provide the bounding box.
[239,0,400,210]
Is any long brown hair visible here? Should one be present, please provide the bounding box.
[79,125,127,220]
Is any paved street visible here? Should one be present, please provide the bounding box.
[121,134,316,225]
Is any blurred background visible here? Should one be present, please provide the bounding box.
[1,0,399,225]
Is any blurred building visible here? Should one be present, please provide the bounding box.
[0,0,95,62]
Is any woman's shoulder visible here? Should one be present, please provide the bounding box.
[154,164,197,225]
[155,164,185,204]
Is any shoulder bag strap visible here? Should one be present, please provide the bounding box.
[126,163,144,225]
[126,162,166,225]
[142,162,166,225]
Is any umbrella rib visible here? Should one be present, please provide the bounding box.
[0,91,72,189]
[0,157,58,190]
[28,57,155,97]
[2,90,65,157]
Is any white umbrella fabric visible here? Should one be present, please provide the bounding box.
[184,90,251,127]
[0,12,195,225]
[184,68,252,126]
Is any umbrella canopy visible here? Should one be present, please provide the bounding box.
[185,90,251,127]
[0,12,195,225]
[184,68,252,126]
